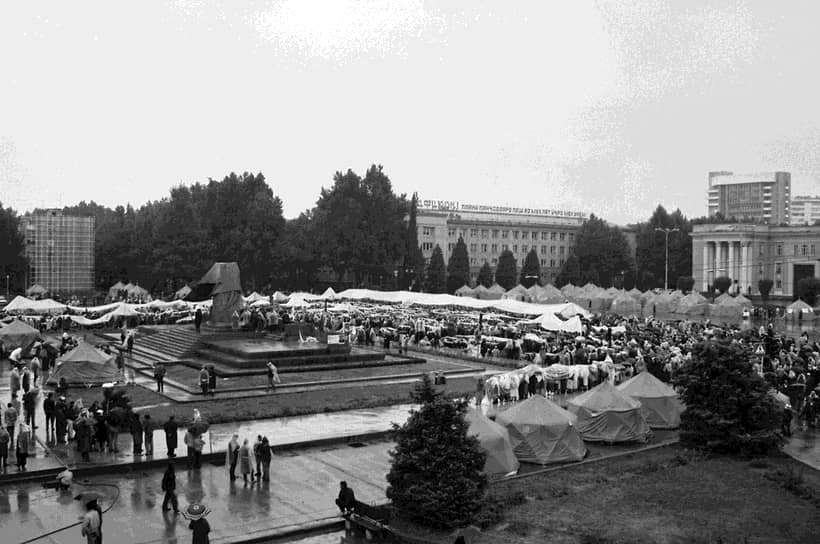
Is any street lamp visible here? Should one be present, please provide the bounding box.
[655,227,680,291]
[5,274,9,299]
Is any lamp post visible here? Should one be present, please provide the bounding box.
[655,228,679,291]
[5,274,9,299]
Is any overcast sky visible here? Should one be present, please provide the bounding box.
[2,1,820,224]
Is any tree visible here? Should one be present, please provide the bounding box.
[424,245,446,293]
[635,205,692,290]
[519,248,541,288]
[555,252,581,287]
[477,262,493,288]
[402,193,424,290]
[713,276,732,294]
[572,214,635,287]
[676,276,695,293]
[0,202,28,294]
[673,340,783,455]
[797,277,820,305]
[446,237,470,294]
[758,278,773,306]
[494,249,517,290]
[386,375,487,528]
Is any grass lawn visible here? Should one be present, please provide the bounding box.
[66,377,479,426]
[161,358,480,390]
[393,445,820,544]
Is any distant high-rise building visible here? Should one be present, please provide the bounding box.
[789,195,820,225]
[707,171,790,224]
[21,209,95,294]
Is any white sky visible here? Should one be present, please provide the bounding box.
[2,1,820,223]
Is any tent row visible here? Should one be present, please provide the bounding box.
[467,371,683,475]
[2,296,211,316]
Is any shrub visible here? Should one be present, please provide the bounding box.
[673,340,784,456]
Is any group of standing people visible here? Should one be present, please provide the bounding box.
[226,433,273,484]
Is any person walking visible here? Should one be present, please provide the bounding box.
[22,367,32,393]
[184,503,211,544]
[143,414,155,456]
[226,433,240,481]
[259,437,272,482]
[0,425,9,472]
[9,366,21,395]
[161,463,179,514]
[266,362,280,392]
[131,413,143,456]
[198,366,209,396]
[154,364,166,393]
[16,422,31,471]
[44,392,56,443]
[4,402,18,447]
[253,435,264,480]
[126,331,134,357]
[185,430,204,469]
[81,499,102,544]
[239,438,254,484]
[23,388,37,429]
[31,355,41,386]
[164,415,179,457]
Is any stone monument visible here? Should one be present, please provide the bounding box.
[190,262,243,332]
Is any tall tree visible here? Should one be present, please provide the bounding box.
[635,205,692,290]
[0,202,27,295]
[519,248,541,288]
[758,278,773,308]
[477,262,493,288]
[555,252,581,287]
[571,214,635,287]
[446,236,470,293]
[495,249,517,290]
[386,375,487,528]
[401,193,423,290]
[424,245,446,293]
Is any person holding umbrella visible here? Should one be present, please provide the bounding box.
[183,502,211,544]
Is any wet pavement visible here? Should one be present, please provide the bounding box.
[0,441,392,544]
[783,426,820,470]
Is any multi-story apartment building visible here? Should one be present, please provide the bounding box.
[707,171,791,224]
[21,209,95,294]
[789,195,820,225]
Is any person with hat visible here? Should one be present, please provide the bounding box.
[184,503,211,544]
[80,498,102,544]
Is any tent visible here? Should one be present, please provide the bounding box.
[710,296,743,319]
[108,281,126,299]
[627,287,643,300]
[555,302,591,320]
[610,292,640,316]
[675,292,708,316]
[533,284,564,304]
[455,285,476,298]
[477,284,505,300]
[320,287,337,300]
[108,302,141,318]
[503,284,530,302]
[524,312,581,334]
[282,295,309,308]
[244,292,268,304]
[0,319,42,351]
[617,371,683,429]
[473,284,490,299]
[494,395,586,464]
[47,342,120,386]
[590,291,614,312]
[786,299,815,321]
[733,294,754,309]
[175,285,192,300]
[567,382,651,442]
[465,409,519,476]
[3,295,66,314]
[271,291,289,303]
[25,284,48,297]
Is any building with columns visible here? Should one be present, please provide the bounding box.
[692,223,820,298]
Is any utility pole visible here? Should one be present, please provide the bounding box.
[655,227,680,291]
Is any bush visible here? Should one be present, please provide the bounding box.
[713,276,732,294]
[386,374,488,528]
[673,340,784,456]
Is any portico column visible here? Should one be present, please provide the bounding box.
[727,241,735,290]
[702,243,710,291]
[743,243,751,295]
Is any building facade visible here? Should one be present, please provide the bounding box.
[692,223,820,298]
[707,171,791,224]
[789,195,820,225]
[415,199,587,285]
[21,209,95,294]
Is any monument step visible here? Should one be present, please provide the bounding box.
[190,347,388,370]
[176,352,421,377]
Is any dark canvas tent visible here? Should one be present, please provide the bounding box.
[186,262,242,301]
[494,395,586,464]
[47,342,120,386]
[567,382,651,442]
[0,319,41,351]
[465,409,519,476]
[617,371,683,429]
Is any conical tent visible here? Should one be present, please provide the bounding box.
[536,284,565,304]
[611,292,640,316]
[567,382,651,442]
[321,287,337,300]
[733,294,754,309]
[0,319,41,351]
[478,284,505,300]
[628,287,643,300]
[455,285,476,297]
[473,284,490,298]
[711,296,742,319]
[244,291,268,303]
[786,299,815,321]
[494,395,586,464]
[47,342,120,386]
[25,284,47,297]
[617,371,683,429]
[465,409,519,476]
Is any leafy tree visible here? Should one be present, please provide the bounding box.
[477,262,493,288]
[446,237,470,294]
[386,375,487,528]
[0,202,28,294]
[402,193,423,290]
[519,248,541,288]
[758,278,773,306]
[494,249,517,290]
[572,214,635,287]
[555,252,581,287]
[714,276,732,294]
[635,205,692,289]
[797,277,820,305]
[673,340,783,455]
[424,245,446,293]
[676,276,695,293]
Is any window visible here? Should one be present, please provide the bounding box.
[759,264,763,276]
[550,232,556,240]
[502,230,509,239]
[448,229,456,238]
[481,243,488,252]
[550,259,556,268]
[560,246,565,255]
[448,243,454,252]
[470,258,476,266]
[813,245,816,255]
[470,243,477,252]
[569,233,575,242]
[513,245,518,253]
[560,233,566,241]
[491,244,498,252]
[502,244,509,251]
[513,231,520,240]
[422,242,433,251]
[776,278,782,289]
[775,263,782,275]
[522,244,528,253]
[522,231,529,239]
[481,229,489,239]
[777,244,782,256]
[540,245,546,254]
[550,246,556,255]
[422,227,435,236]
[492,230,499,238]
[470,229,478,238]
[802,245,808,256]
[540,259,546,266]
[541,232,548,240]
[559,259,565,267]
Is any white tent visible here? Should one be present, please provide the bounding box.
[786,299,815,321]
[108,302,141,318]
[244,292,268,304]
[3,296,67,314]
[321,287,337,300]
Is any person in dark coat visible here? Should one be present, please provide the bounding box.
[194,309,202,333]
[517,377,528,401]
[335,481,356,514]
[75,413,93,461]
[782,404,793,437]
[161,463,179,513]
[207,366,216,396]
[55,397,68,444]
[163,416,178,457]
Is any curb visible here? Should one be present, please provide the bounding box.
[0,430,392,486]
[214,517,344,544]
